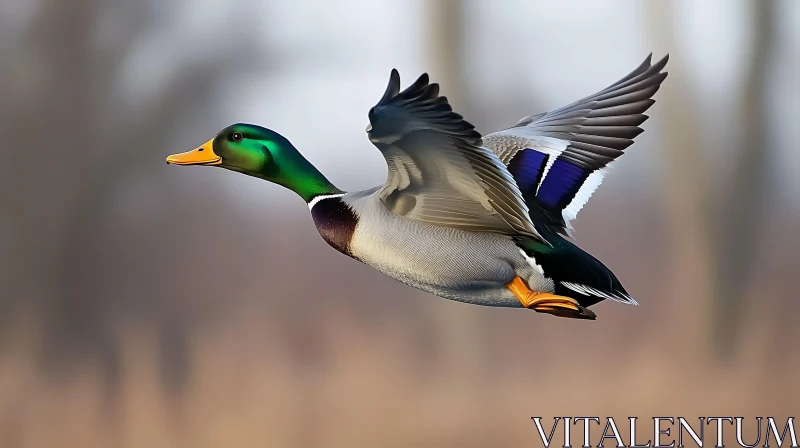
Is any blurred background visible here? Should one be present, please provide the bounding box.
[1,0,799,446]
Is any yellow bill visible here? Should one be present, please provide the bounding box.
[166,139,222,166]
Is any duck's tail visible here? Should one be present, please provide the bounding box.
[519,236,636,308]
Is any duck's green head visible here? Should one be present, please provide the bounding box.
[166,123,339,201]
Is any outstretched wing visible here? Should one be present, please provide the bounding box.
[483,54,669,236]
[367,69,547,243]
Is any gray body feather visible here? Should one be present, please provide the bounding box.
[343,191,552,307]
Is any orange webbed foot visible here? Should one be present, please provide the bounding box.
[506,276,596,320]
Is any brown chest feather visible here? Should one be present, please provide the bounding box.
[310,197,359,258]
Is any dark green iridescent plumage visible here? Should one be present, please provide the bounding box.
[215,124,341,202]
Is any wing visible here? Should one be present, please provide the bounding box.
[367,69,547,243]
[483,54,669,236]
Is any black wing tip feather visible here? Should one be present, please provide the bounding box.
[378,68,401,104]
[654,53,670,71]
[643,52,670,69]
[635,52,670,78]
[369,69,482,145]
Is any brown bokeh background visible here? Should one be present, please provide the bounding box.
[1,1,799,447]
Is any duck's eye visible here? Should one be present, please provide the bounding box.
[231,132,243,142]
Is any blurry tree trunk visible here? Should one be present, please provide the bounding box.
[645,2,717,355]
[713,0,773,359]
[429,0,468,112]
[425,0,486,381]
[647,1,775,361]
[0,0,265,394]
[1,0,126,392]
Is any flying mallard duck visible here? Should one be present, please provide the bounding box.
[167,54,668,320]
